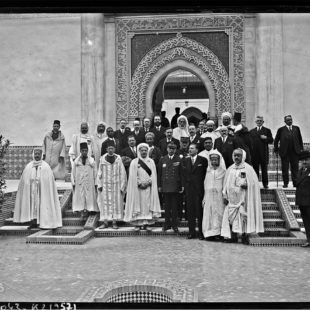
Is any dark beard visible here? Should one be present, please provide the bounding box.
[52,131,59,140]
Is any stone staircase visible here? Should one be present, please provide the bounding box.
[248,189,306,246]
[0,187,308,246]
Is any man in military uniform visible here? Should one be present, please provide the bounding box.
[158,142,183,233]
[295,150,310,247]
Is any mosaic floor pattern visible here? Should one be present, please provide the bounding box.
[0,235,310,302]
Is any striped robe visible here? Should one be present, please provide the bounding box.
[97,154,127,221]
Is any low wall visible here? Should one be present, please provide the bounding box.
[4,146,72,180]
[2,143,310,180]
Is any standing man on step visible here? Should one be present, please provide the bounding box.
[274,115,303,188]
[249,116,274,189]
[158,142,183,233]
[295,150,310,247]
[182,143,208,240]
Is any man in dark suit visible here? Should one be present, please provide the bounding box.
[249,116,274,189]
[214,126,236,169]
[121,135,137,176]
[101,127,121,155]
[274,115,304,188]
[295,150,310,247]
[132,120,145,145]
[145,132,162,166]
[171,107,181,129]
[233,112,253,165]
[161,111,170,128]
[114,119,131,151]
[158,127,180,156]
[188,124,203,152]
[150,115,166,146]
[158,142,183,233]
[182,143,208,240]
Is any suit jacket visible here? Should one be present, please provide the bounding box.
[101,138,120,155]
[150,126,166,146]
[296,167,310,206]
[158,155,182,192]
[158,137,180,156]
[114,128,131,151]
[249,126,274,164]
[188,135,204,152]
[121,146,137,160]
[234,125,253,164]
[120,146,137,174]
[214,136,236,168]
[274,125,303,157]
[182,155,208,196]
[132,129,145,146]
[149,146,162,166]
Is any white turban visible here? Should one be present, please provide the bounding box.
[206,120,215,125]
[221,112,232,120]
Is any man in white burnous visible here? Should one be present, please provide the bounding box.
[124,143,161,231]
[221,148,264,244]
[202,149,226,241]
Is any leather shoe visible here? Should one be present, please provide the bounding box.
[187,234,195,239]
[301,242,310,247]
[172,227,179,233]
[263,185,269,189]
[283,184,288,188]
[198,234,205,240]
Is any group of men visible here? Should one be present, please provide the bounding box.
[12,110,310,247]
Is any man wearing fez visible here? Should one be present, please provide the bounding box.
[295,150,310,247]
[274,115,304,188]
[158,127,180,156]
[158,142,183,233]
[101,127,120,156]
[171,107,181,129]
[214,126,236,169]
[161,111,170,128]
[71,142,99,217]
[182,143,208,240]
[97,142,127,229]
[93,121,107,168]
[69,122,94,167]
[249,116,274,189]
[221,148,264,244]
[233,112,253,165]
[124,143,161,231]
[42,120,66,180]
[121,135,138,176]
[13,148,62,229]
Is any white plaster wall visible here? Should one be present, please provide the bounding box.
[282,14,310,142]
[0,15,81,145]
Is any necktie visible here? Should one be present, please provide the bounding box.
[132,148,136,156]
[191,157,195,165]
[290,126,292,131]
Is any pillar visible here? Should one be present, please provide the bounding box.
[81,13,105,134]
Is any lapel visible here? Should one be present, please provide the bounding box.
[192,156,200,171]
